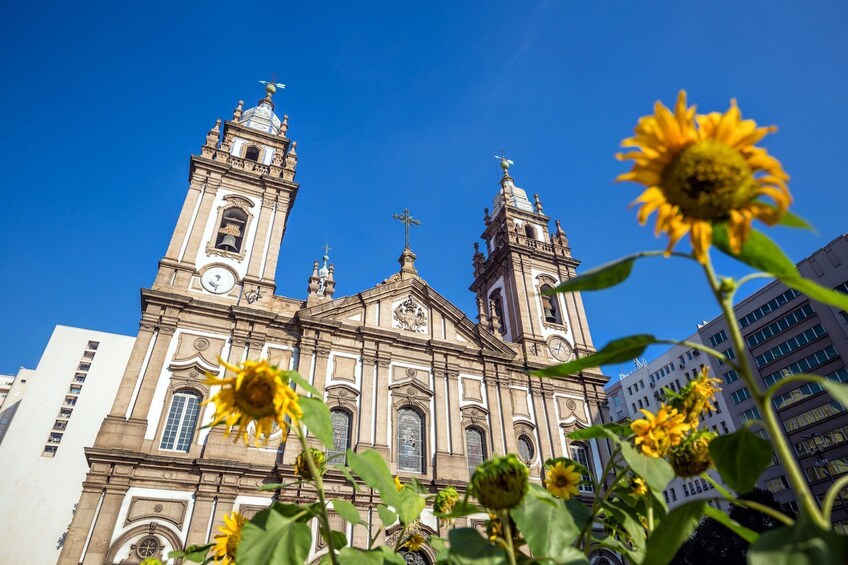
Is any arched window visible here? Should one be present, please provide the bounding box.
[488,290,506,335]
[524,224,536,240]
[244,145,261,162]
[215,207,248,252]
[328,409,351,465]
[397,407,424,473]
[517,434,535,464]
[160,391,201,452]
[539,284,562,325]
[570,443,594,493]
[466,427,487,475]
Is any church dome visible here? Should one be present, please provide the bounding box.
[238,82,284,135]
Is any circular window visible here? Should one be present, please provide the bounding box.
[517,435,535,464]
[135,535,161,559]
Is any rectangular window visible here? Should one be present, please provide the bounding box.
[64,396,77,407]
[664,490,670,503]
[671,487,677,501]
[49,432,63,444]
[59,408,72,418]
[785,401,844,433]
[739,407,761,424]
[796,423,848,455]
[53,420,67,430]
[42,446,58,457]
[683,483,689,496]
[632,403,637,412]
[709,330,728,347]
[160,392,202,452]
[87,341,100,350]
[77,362,91,372]
[82,351,95,359]
[745,304,815,348]
[738,288,801,328]
[731,387,752,405]
[764,476,790,494]
[763,345,840,387]
[754,324,827,368]
[805,455,848,482]
[69,385,82,395]
[74,373,86,383]
[721,421,729,434]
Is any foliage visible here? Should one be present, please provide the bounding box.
[164,92,848,565]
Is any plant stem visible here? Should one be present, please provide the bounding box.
[577,446,621,552]
[701,255,827,529]
[500,509,518,565]
[296,426,340,565]
[823,474,848,523]
[646,494,654,532]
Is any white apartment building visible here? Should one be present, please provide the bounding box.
[605,332,733,510]
[0,325,134,565]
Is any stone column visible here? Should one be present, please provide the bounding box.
[529,381,555,462]
[186,472,221,547]
[483,375,505,457]
[81,486,129,564]
[446,372,464,457]
[432,369,450,454]
[245,197,273,280]
[372,358,391,458]
[164,177,204,260]
[128,325,177,421]
[108,322,156,417]
[181,180,220,266]
[496,369,517,455]
[311,345,332,397]
[543,388,565,458]
[356,353,377,450]
[260,195,291,284]
[57,485,105,565]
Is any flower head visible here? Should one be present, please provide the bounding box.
[434,486,460,525]
[211,511,245,565]
[139,559,163,565]
[545,460,582,500]
[294,447,326,481]
[669,430,717,477]
[631,476,648,497]
[631,405,691,458]
[394,475,404,492]
[617,91,791,263]
[471,454,529,510]
[671,366,722,427]
[204,359,303,446]
[404,533,427,552]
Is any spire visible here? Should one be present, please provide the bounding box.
[534,193,544,215]
[306,243,335,305]
[472,242,485,276]
[239,80,285,135]
[232,100,244,121]
[491,154,534,213]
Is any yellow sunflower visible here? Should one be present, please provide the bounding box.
[404,533,426,552]
[617,91,791,263]
[211,511,245,564]
[394,475,403,491]
[631,477,648,497]
[545,461,582,500]
[631,405,691,458]
[204,359,303,446]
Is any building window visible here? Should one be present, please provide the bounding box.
[53,420,67,430]
[160,391,201,452]
[59,408,72,418]
[764,476,790,493]
[738,288,801,328]
[670,487,677,501]
[709,330,728,347]
[466,427,487,475]
[327,409,351,465]
[723,370,740,384]
[69,385,82,395]
[745,304,815,348]
[64,396,77,407]
[215,207,248,252]
[539,284,563,325]
[244,145,261,162]
[135,536,162,560]
[43,445,58,457]
[78,362,91,371]
[82,350,96,359]
[397,407,424,473]
[87,341,100,350]
[763,345,840,387]
[731,387,752,405]
[517,435,535,464]
[754,324,828,368]
[784,401,845,433]
[74,374,86,383]
[49,432,63,444]
[570,443,594,493]
[524,224,536,240]
[739,407,761,425]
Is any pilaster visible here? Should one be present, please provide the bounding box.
[355,353,377,450]
[372,357,391,457]
[129,324,177,421]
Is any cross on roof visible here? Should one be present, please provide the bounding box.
[392,208,421,250]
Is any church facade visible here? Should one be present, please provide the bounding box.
[58,85,610,564]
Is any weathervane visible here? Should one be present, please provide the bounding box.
[259,73,286,99]
[392,208,421,250]
[494,151,514,175]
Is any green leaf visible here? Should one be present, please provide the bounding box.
[704,505,759,544]
[511,484,580,559]
[545,253,643,293]
[599,499,647,560]
[435,500,482,520]
[754,201,815,230]
[565,499,592,532]
[347,449,401,508]
[446,528,508,565]
[713,226,848,313]
[377,503,397,527]
[567,423,630,441]
[237,506,312,565]
[618,440,674,493]
[642,500,707,565]
[282,370,319,396]
[821,379,848,408]
[331,464,362,491]
[748,511,848,565]
[299,396,334,448]
[534,335,656,377]
[257,481,298,492]
[330,530,348,550]
[332,498,364,525]
[168,543,214,563]
[429,536,450,563]
[337,547,406,565]
[709,427,773,493]
[397,488,426,525]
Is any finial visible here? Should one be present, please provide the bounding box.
[279,114,289,136]
[484,207,491,225]
[233,100,244,120]
[493,152,514,177]
[555,219,565,235]
[259,75,286,100]
[392,208,422,250]
[205,119,221,147]
[534,193,544,214]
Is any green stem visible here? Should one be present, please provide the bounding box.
[702,475,794,526]
[577,445,621,552]
[296,426,339,565]
[655,339,733,367]
[735,272,775,290]
[823,474,848,523]
[646,494,654,532]
[500,509,518,565]
[701,255,827,529]
[392,525,408,552]
[763,373,827,401]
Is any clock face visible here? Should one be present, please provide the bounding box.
[200,266,236,294]
[548,337,572,362]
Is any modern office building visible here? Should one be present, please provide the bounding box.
[0,326,135,565]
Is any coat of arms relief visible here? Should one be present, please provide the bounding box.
[392,297,428,333]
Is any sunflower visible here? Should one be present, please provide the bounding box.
[631,477,648,497]
[394,475,404,492]
[617,91,791,263]
[545,461,582,500]
[211,511,245,564]
[672,366,723,427]
[204,359,303,446]
[631,405,691,458]
[404,533,427,552]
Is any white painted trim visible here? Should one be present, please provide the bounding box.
[258,200,277,280]
[79,489,105,561]
[110,487,195,546]
[198,335,233,445]
[325,351,362,392]
[177,180,206,262]
[126,330,158,419]
[458,373,486,409]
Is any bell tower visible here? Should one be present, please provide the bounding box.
[469,157,596,366]
[152,81,299,306]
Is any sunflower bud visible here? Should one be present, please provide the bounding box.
[669,366,721,427]
[669,430,717,477]
[434,486,459,524]
[294,447,326,481]
[471,454,529,510]
[139,559,163,565]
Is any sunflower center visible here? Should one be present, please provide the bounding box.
[662,139,758,220]
[226,531,241,557]
[554,474,572,487]
[234,376,276,417]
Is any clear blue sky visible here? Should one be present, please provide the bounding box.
[2,1,846,381]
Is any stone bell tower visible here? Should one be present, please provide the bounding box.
[469,157,597,366]
[152,81,300,307]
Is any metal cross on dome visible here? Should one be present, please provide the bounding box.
[392,208,421,250]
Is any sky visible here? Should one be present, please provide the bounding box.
[1,1,847,381]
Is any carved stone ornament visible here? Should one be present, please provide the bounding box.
[393,297,428,333]
[193,338,209,351]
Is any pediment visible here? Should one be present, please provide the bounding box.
[297,278,514,358]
